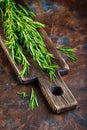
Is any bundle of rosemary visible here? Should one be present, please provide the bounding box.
[0,0,58,79]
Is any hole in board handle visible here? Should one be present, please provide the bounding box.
[51,86,63,96]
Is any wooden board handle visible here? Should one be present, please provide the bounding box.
[37,72,77,113]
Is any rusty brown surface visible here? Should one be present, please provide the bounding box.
[0,0,87,130]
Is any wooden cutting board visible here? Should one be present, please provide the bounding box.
[0,0,77,113]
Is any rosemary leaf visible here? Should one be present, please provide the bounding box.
[17,91,29,99]
[29,88,39,110]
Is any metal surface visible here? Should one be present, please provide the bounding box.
[0,0,87,129]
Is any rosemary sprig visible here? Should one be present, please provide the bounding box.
[1,0,58,79]
[17,89,38,110]
[17,91,29,99]
[29,88,39,110]
[57,47,77,62]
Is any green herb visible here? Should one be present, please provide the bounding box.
[17,89,38,110]
[0,0,58,79]
[17,91,28,99]
[29,88,39,110]
[1,0,30,76]
[57,47,77,62]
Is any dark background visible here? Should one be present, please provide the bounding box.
[0,0,87,130]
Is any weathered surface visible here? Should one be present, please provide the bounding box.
[0,0,87,130]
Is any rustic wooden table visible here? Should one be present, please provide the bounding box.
[0,0,87,130]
